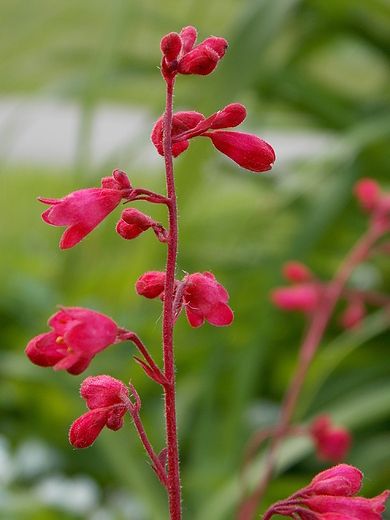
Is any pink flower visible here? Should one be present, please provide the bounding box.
[39,169,132,249]
[271,284,321,312]
[309,415,351,462]
[183,271,233,328]
[69,375,129,448]
[25,307,119,375]
[151,103,275,172]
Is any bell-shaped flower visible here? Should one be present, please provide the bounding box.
[307,464,363,497]
[25,307,119,375]
[69,375,129,448]
[309,415,351,462]
[39,169,132,249]
[183,271,233,327]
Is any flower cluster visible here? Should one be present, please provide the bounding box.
[263,464,389,520]
[151,103,275,172]
[160,26,227,80]
[136,270,234,328]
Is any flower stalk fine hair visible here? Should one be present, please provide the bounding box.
[25,26,388,520]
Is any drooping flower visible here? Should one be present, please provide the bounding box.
[39,169,132,249]
[25,307,119,375]
[339,300,366,330]
[151,103,275,172]
[354,178,381,212]
[183,271,234,327]
[69,375,129,448]
[309,415,351,462]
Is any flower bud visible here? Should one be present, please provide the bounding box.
[135,271,166,299]
[179,26,197,54]
[309,415,351,462]
[116,208,154,240]
[160,32,182,62]
[206,131,275,172]
[177,37,228,76]
[210,103,247,130]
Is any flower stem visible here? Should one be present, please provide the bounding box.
[238,225,383,520]
[162,75,182,520]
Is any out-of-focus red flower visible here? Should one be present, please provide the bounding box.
[39,170,132,249]
[271,284,321,313]
[183,271,233,327]
[354,178,381,212]
[25,307,119,375]
[135,271,166,299]
[151,103,275,172]
[69,375,129,448]
[339,300,366,330]
[309,415,351,462]
[282,261,313,283]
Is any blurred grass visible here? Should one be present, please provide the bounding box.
[1,0,390,519]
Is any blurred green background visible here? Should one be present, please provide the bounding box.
[1,0,390,518]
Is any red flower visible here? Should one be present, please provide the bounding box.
[183,272,233,328]
[39,169,132,249]
[309,415,351,462]
[25,307,119,375]
[69,375,129,448]
[151,103,275,172]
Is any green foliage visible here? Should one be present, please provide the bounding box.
[1,0,390,519]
